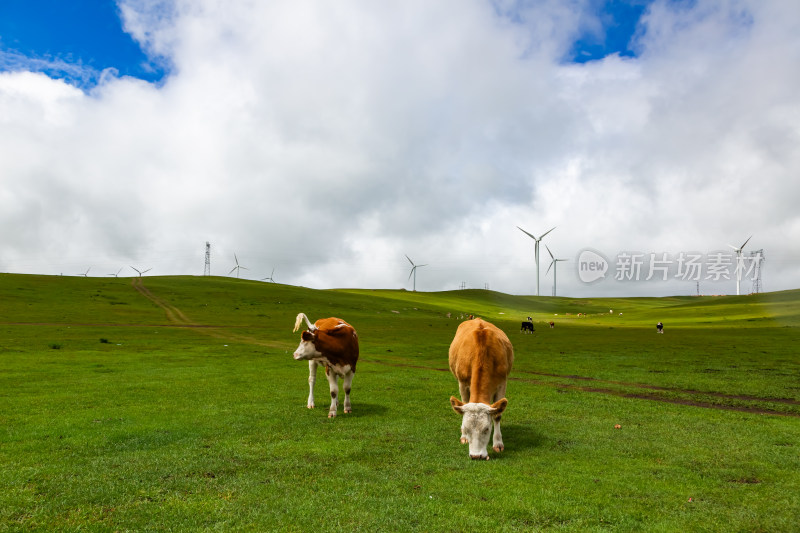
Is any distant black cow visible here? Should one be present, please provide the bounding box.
[657,322,664,334]
[521,321,534,334]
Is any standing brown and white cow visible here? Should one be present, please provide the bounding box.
[292,312,359,418]
[449,318,514,460]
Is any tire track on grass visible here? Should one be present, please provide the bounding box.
[131,277,192,325]
[363,358,800,418]
[524,370,800,407]
[130,278,286,348]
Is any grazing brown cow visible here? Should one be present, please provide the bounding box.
[292,313,359,418]
[449,318,514,460]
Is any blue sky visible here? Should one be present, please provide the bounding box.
[569,0,649,62]
[1,0,649,89]
[0,0,166,87]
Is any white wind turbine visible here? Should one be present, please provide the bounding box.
[545,245,568,297]
[78,267,91,277]
[261,268,276,283]
[109,268,122,277]
[517,225,556,296]
[406,255,427,292]
[729,235,752,295]
[130,266,152,277]
[229,254,248,278]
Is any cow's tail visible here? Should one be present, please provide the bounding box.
[293,312,316,333]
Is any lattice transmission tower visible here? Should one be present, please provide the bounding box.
[750,249,764,294]
[204,242,211,276]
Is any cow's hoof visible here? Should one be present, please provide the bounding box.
[460,437,468,444]
[344,408,352,414]
[493,444,504,453]
[328,412,336,418]
[307,405,315,409]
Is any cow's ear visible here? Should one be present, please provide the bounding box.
[450,396,465,414]
[489,398,508,417]
[301,331,315,341]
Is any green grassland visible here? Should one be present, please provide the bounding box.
[1,274,799,532]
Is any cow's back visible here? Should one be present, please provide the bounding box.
[449,319,513,403]
[313,317,359,369]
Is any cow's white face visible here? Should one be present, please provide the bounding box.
[293,331,321,360]
[450,397,507,460]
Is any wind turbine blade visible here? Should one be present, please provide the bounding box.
[418,264,428,268]
[229,267,237,274]
[546,244,554,260]
[740,236,752,250]
[540,226,556,239]
[143,269,152,274]
[727,244,738,251]
[546,260,554,276]
[405,255,414,266]
[516,226,537,240]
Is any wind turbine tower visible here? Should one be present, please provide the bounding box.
[204,242,211,276]
[545,245,568,297]
[729,235,752,295]
[405,255,427,292]
[517,225,556,296]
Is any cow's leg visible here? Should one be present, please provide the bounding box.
[307,360,318,409]
[342,371,354,414]
[325,368,340,418]
[458,381,470,444]
[491,381,507,453]
[458,381,470,403]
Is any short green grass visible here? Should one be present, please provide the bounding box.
[1,274,799,531]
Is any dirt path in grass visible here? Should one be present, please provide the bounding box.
[365,358,800,418]
[131,277,193,325]
[130,277,285,348]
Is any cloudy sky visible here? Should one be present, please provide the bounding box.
[1,0,798,297]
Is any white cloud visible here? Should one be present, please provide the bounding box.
[1,0,798,296]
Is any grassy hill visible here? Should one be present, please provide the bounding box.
[5,272,798,327]
[1,274,799,531]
